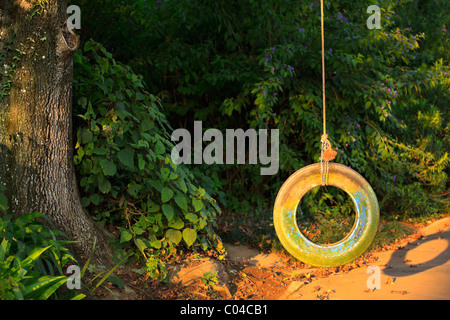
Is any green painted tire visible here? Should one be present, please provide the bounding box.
[273,163,379,267]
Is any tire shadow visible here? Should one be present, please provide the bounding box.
[382,226,450,278]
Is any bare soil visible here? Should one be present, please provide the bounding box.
[87,216,450,300]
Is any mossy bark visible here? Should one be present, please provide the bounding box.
[0,0,114,267]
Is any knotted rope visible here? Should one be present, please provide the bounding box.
[320,0,337,186]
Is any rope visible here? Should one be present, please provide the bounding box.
[321,0,326,137]
[319,0,337,186]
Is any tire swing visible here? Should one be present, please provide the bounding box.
[273,1,379,268]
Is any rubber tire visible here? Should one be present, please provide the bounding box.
[273,163,379,267]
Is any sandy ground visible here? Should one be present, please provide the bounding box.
[224,217,450,300]
[90,217,450,301]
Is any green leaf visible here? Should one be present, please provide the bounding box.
[192,198,204,212]
[81,197,90,207]
[120,230,132,243]
[92,262,123,292]
[21,246,52,269]
[169,172,179,180]
[150,240,162,249]
[128,182,143,197]
[147,201,160,213]
[93,148,108,155]
[174,193,188,211]
[155,140,165,155]
[140,119,154,132]
[138,154,145,170]
[16,212,45,223]
[80,128,93,144]
[98,175,111,194]
[134,238,147,253]
[0,239,9,261]
[160,167,170,181]
[100,159,117,176]
[166,229,182,245]
[161,187,174,203]
[24,276,68,300]
[177,180,188,193]
[168,218,184,230]
[89,193,101,205]
[182,228,197,247]
[118,148,135,169]
[132,226,144,235]
[185,213,199,223]
[162,204,174,221]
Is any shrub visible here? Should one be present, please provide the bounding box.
[0,186,78,300]
[73,40,225,279]
[75,0,449,221]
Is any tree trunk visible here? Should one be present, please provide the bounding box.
[0,0,114,267]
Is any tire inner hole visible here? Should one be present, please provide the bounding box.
[296,186,356,245]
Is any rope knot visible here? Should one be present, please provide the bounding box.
[321,134,337,162]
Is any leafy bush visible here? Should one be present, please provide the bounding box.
[72,40,225,279]
[75,0,449,222]
[0,186,78,300]
[297,186,355,245]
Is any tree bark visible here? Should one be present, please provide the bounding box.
[0,0,114,267]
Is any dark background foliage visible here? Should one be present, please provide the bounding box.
[73,0,448,216]
[68,0,449,276]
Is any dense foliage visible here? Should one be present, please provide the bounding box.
[75,0,449,219]
[70,0,449,275]
[0,187,79,300]
[72,41,225,279]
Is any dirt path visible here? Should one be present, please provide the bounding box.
[225,217,450,300]
[166,217,449,300]
[94,217,449,300]
[307,217,450,300]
